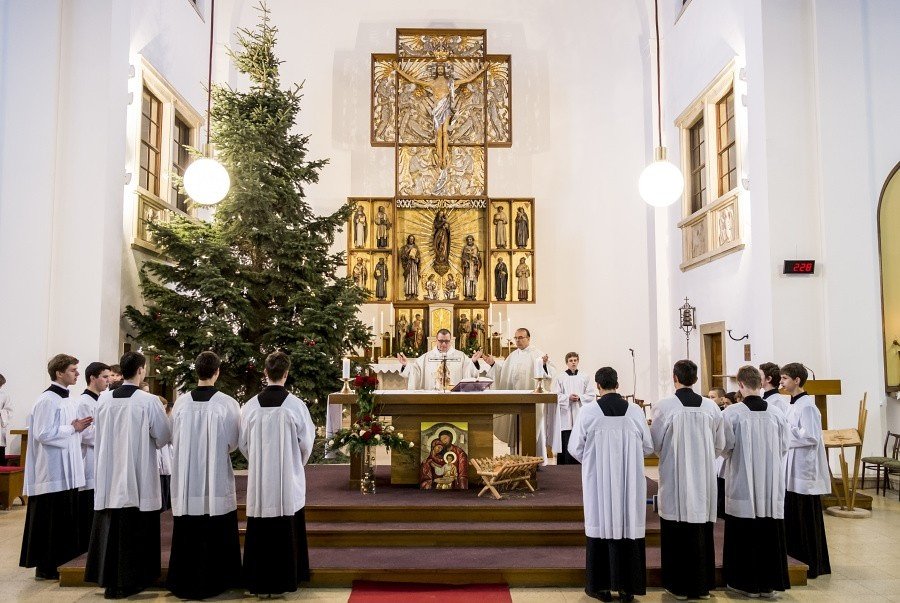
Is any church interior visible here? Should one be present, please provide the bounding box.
[1,0,900,601]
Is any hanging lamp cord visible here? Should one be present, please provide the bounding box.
[206,0,215,147]
[654,0,662,149]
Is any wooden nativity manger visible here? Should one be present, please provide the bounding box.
[471,455,543,500]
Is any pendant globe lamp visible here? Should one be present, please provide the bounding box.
[639,0,684,208]
[183,0,230,206]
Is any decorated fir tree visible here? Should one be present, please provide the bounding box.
[125,5,369,423]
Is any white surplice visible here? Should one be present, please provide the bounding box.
[548,370,597,453]
[568,398,653,539]
[240,392,315,518]
[93,386,171,511]
[721,401,790,518]
[170,390,241,517]
[400,347,479,390]
[485,346,556,459]
[784,393,831,495]
[0,389,11,447]
[762,389,790,417]
[76,391,98,490]
[24,384,85,496]
[650,392,727,523]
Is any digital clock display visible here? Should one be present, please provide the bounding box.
[783,260,816,275]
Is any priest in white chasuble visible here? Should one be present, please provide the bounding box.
[721,365,791,598]
[650,359,727,601]
[549,352,597,464]
[240,351,316,596]
[20,354,90,580]
[85,352,171,599]
[480,328,556,460]
[397,328,480,389]
[568,367,652,602]
[165,351,242,600]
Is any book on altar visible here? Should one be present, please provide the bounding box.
[451,378,494,392]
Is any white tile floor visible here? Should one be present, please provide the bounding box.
[1,486,898,601]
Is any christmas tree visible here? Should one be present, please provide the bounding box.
[125,4,369,423]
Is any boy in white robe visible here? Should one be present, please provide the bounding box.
[759,362,790,416]
[780,362,831,578]
[166,351,242,599]
[549,352,597,464]
[19,354,91,579]
[240,351,316,595]
[479,328,556,460]
[0,373,11,465]
[397,328,480,390]
[721,365,791,598]
[75,362,110,552]
[650,359,727,600]
[84,352,171,599]
[569,367,652,602]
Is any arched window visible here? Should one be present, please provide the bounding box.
[878,163,900,392]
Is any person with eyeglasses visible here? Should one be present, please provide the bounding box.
[396,328,481,390]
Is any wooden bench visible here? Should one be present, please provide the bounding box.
[0,466,24,510]
[471,455,543,500]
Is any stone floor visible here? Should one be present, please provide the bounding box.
[1,486,899,602]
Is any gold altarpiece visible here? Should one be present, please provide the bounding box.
[347,29,536,356]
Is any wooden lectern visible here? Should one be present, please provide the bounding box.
[801,379,842,428]
[327,390,556,486]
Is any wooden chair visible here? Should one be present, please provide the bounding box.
[861,431,900,494]
[0,466,25,510]
[471,455,543,500]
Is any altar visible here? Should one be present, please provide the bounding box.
[327,390,556,486]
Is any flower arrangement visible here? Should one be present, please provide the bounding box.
[326,374,415,455]
[459,329,481,356]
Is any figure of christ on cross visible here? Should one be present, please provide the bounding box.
[394,56,487,172]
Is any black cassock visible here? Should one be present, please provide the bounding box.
[494,261,508,300]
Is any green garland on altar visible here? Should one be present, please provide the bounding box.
[326,375,416,455]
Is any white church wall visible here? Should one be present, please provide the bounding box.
[247,0,659,399]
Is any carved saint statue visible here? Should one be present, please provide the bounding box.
[444,273,459,300]
[460,234,482,301]
[472,313,486,349]
[493,205,508,248]
[397,314,409,342]
[457,314,471,340]
[412,313,425,351]
[373,257,389,300]
[432,209,451,275]
[424,274,439,300]
[515,256,531,301]
[400,234,421,299]
[494,256,509,301]
[353,206,368,248]
[515,207,530,249]
[352,257,368,289]
[375,206,392,248]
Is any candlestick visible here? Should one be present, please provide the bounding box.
[532,376,546,394]
[340,377,352,394]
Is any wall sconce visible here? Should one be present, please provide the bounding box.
[679,297,696,359]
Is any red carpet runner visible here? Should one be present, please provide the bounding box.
[348,581,512,602]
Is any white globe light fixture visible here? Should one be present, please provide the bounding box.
[640,0,685,208]
[639,147,684,207]
[184,157,230,205]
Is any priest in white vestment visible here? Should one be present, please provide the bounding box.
[75,362,110,552]
[240,351,316,596]
[721,365,791,597]
[20,354,90,580]
[780,362,831,578]
[166,351,242,600]
[549,352,597,464]
[759,362,790,416]
[650,360,727,600]
[479,328,556,460]
[85,352,171,599]
[569,367,652,602]
[397,328,480,389]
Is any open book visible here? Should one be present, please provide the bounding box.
[451,378,494,392]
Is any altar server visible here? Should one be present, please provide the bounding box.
[84,352,171,599]
[549,352,597,464]
[166,351,242,599]
[780,362,831,578]
[20,354,90,579]
[240,351,316,595]
[721,365,791,598]
[480,328,556,460]
[759,362,790,416]
[397,328,480,389]
[569,367,652,602]
[0,373,12,465]
[75,362,110,552]
[650,359,726,600]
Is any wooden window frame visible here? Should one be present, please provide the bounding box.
[675,60,745,271]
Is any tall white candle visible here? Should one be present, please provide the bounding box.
[533,357,543,378]
[507,317,511,341]
[342,357,350,379]
[380,311,384,335]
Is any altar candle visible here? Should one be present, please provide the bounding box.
[533,357,543,378]
[342,357,350,379]
[507,317,511,341]
[380,311,384,335]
